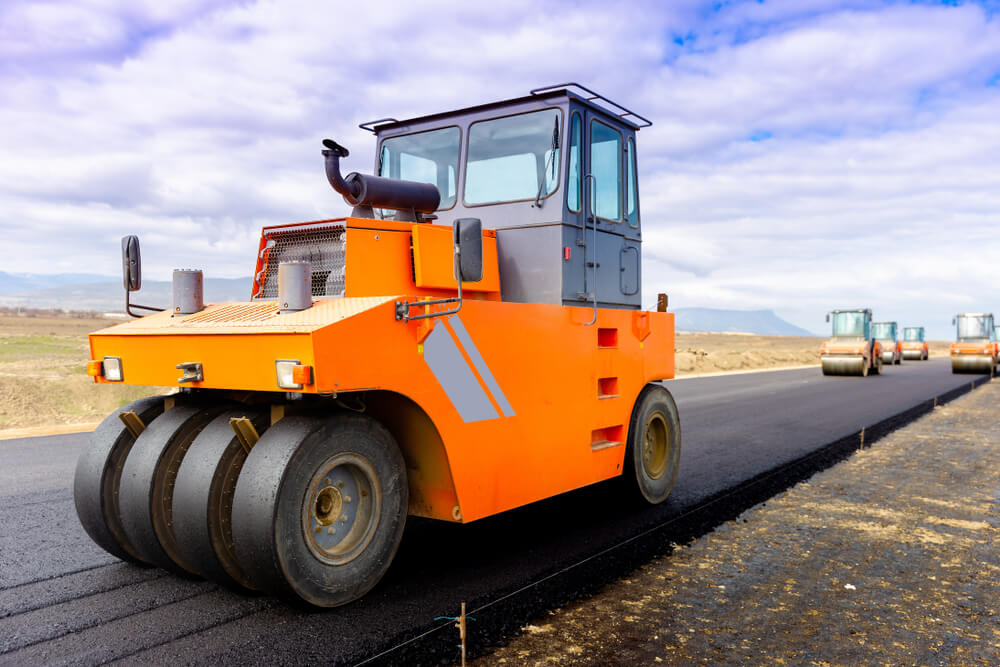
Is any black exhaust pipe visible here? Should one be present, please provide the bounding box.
[322,139,440,215]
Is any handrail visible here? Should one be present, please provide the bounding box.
[530,83,652,128]
[584,173,598,326]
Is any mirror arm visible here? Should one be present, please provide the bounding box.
[125,289,165,318]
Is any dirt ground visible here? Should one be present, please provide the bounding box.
[0,313,950,436]
[480,381,1000,665]
[0,314,163,436]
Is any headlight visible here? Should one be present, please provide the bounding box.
[276,360,313,390]
[103,356,123,382]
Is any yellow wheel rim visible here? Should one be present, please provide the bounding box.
[641,411,669,479]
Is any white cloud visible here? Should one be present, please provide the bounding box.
[0,0,998,339]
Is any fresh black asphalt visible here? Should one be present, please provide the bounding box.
[0,358,990,665]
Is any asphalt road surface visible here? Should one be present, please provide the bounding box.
[0,358,989,666]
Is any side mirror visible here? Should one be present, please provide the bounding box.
[952,318,956,325]
[453,218,483,283]
[825,313,830,323]
[122,235,141,292]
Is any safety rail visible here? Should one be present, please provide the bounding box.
[530,83,653,128]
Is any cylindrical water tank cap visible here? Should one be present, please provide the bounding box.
[172,269,204,316]
[278,261,312,312]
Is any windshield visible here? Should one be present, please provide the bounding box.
[995,326,1000,341]
[871,323,896,340]
[903,328,923,342]
[465,109,561,206]
[379,126,460,210]
[956,315,992,340]
[832,312,866,337]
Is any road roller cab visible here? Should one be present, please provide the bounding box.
[76,84,680,607]
[872,321,902,366]
[950,313,997,374]
[901,327,929,361]
[820,308,882,376]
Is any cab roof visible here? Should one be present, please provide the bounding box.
[359,83,652,135]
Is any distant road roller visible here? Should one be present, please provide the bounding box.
[950,313,997,374]
[820,309,882,376]
[74,85,681,607]
[872,321,902,365]
[900,326,929,361]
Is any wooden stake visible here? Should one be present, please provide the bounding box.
[859,427,865,448]
[459,601,467,667]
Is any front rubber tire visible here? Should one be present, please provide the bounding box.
[172,408,268,591]
[74,396,165,564]
[232,414,408,607]
[118,405,224,574]
[625,384,681,504]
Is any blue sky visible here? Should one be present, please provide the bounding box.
[1,0,998,338]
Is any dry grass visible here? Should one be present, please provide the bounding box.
[0,315,163,432]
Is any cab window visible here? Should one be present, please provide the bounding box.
[379,126,460,209]
[567,113,582,213]
[590,120,622,221]
[465,109,561,206]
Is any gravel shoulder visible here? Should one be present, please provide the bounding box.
[481,381,1000,665]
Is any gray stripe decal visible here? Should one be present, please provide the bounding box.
[424,323,499,422]
[448,315,516,417]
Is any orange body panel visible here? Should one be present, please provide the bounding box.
[89,218,675,525]
[90,300,673,523]
[819,339,879,360]
[900,341,927,354]
[410,224,500,293]
[950,341,998,361]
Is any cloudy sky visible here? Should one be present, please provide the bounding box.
[1,0,998,337]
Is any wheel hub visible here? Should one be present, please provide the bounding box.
[301,453,380,565]
[641,411,669,479]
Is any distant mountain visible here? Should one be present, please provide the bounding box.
[0,277,252,313]
[673,308,817,337]
[0,271,112,296]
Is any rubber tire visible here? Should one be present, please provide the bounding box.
[118,405,224,574]
[232,415,408,607]
[172,409,268,590]
[74,396,165,564]
[624,384,682,504]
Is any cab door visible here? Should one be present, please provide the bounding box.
[583,113,640,307]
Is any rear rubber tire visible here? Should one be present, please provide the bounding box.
[232,415,408,607]
[625,384,681,504]
[74,396,165,564]
[172,409,268,590]
[118,405,224,574]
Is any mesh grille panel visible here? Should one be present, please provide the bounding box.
[256,223,346,299]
